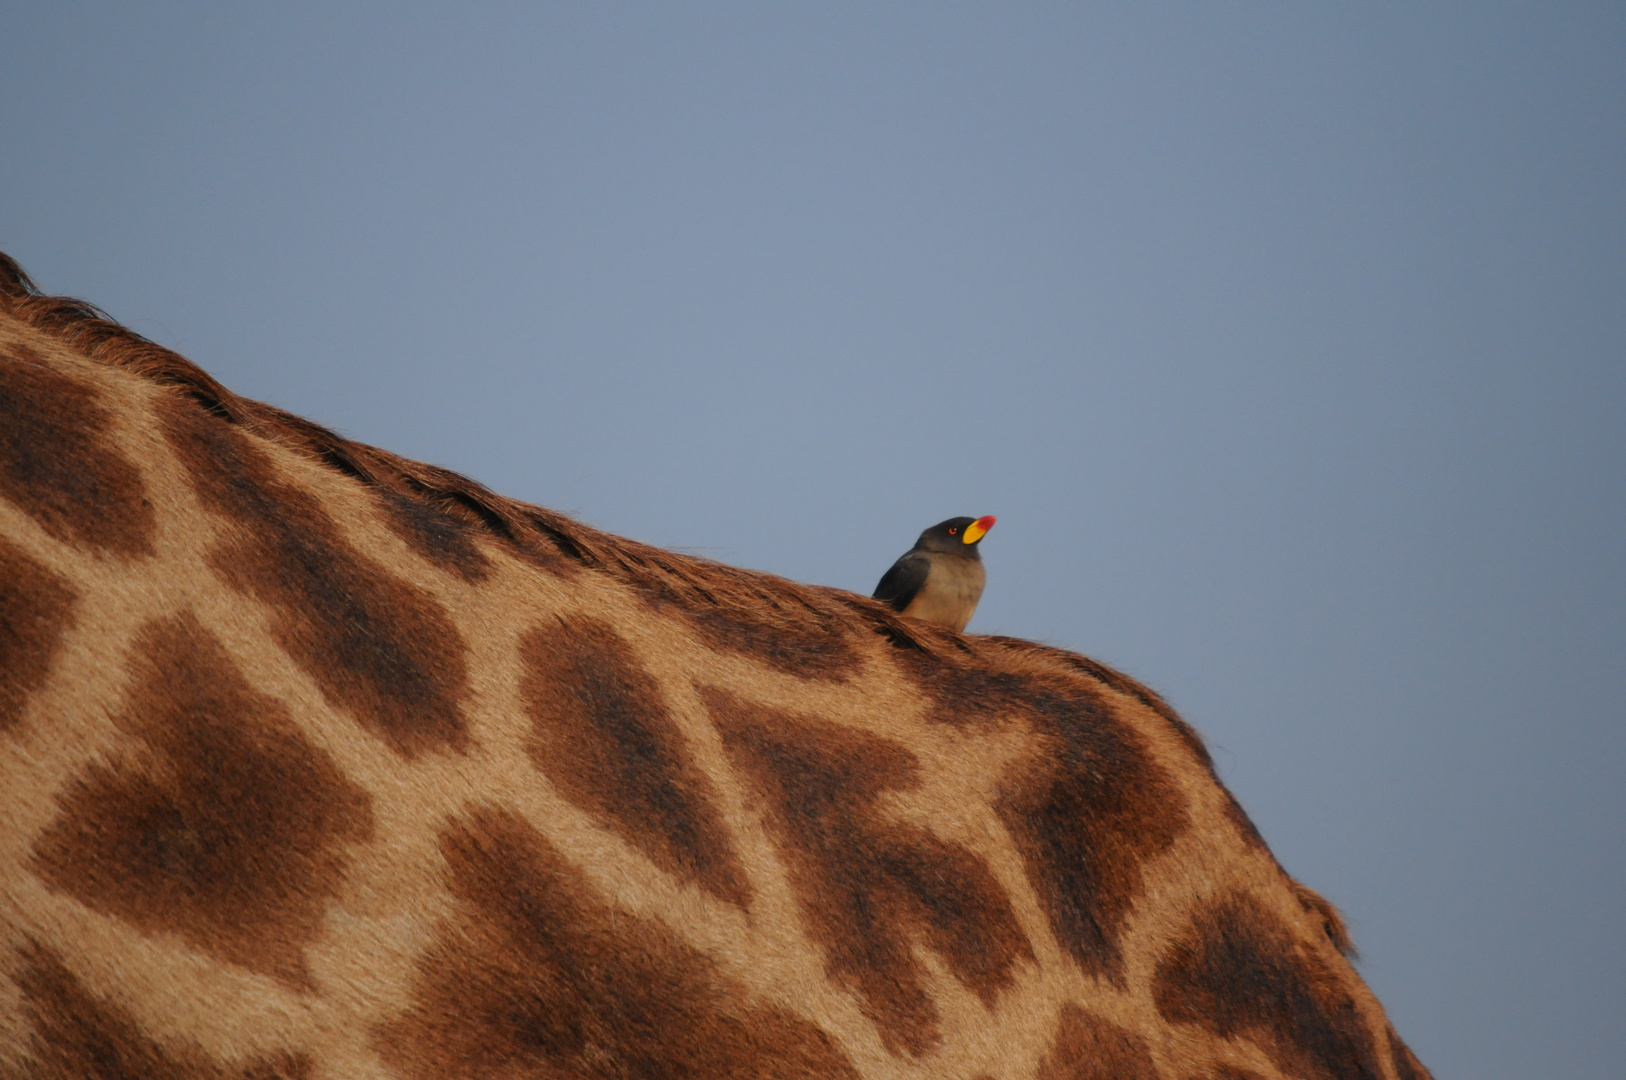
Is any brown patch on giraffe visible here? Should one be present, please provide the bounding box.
[705,687,1031,1057]
[376,806,859,1080]
[1386,1024,1432,1080]
[0,537,76,732]
[520,616,750,907]
[984,637,1272,856]
[158,396,471,757]
[684,603,861,681]
[1036,1004,1162,1080]
[9,942,310,1079]
[373,485,491,582]
[0,343,155,557]
[1152,892,1386,1080]
[895,653,1188,983]
[29,613,375,988]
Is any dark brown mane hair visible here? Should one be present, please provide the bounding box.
[0,252,1178,705]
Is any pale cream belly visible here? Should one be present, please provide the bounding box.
[901,556,986,632]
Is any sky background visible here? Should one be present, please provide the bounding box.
[4,4,1623,1076]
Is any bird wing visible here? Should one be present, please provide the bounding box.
[873,552,932,612]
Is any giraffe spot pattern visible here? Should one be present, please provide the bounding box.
[30,613,376,988]
[705,687,1032,1058]
[520,616,750,907]
[159,397,471,757]
[8,942,311,1080]
[0,537,76,732]
[0,254,1433,1080]
[373,486,491,583]
[375,806,860,1080]
[899,656,1189,983]
[684,604,861,681]
[1036,1004,1162,1080]
[0,344,155,557]
[1151,892,1386,1080]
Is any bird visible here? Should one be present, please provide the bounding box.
[873,516,996,632]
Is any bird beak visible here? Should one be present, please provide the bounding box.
[963,516,996,544]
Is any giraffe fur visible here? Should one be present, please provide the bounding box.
[0,253,1429,1079]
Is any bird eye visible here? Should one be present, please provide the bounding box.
[948,528,958,535]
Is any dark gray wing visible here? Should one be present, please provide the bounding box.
[873,552,931,612]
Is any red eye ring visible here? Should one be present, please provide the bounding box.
[949,528,958,534]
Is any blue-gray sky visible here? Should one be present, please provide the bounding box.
[4,4,1623,1075]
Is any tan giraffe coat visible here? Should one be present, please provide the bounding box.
[0,253,1431,1080]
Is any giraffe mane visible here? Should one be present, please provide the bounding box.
[0,252,1232,770]
[0,255,958,640]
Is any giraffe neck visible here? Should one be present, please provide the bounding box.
[0,255,1430,1080]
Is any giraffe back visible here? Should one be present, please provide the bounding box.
[0,254,1430,1080]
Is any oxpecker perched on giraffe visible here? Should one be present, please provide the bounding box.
[873,515,996,632]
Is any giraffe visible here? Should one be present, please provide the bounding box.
[0,252,1431,1080]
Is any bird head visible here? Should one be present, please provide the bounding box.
[915,515,996,555]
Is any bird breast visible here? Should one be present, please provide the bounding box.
[901,554,986,633]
